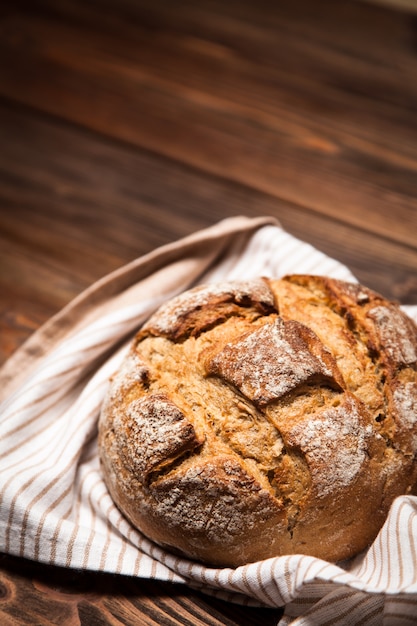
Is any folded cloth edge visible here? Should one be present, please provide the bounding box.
[0,215,278,402]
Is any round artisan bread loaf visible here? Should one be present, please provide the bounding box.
[98,275,417,567]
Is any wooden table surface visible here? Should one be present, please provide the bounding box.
[1,0,417,624]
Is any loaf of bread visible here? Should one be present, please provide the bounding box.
[98,275,417,567]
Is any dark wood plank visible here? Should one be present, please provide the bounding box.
[1,98,417,368]
[0,0,417,246]
[0,554,281,625]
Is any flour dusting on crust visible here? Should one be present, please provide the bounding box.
[287,395,372,498]
[368,305,417,365]
[208,317,343,407]
[141,278,275,339]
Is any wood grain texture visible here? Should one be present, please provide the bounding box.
[0,554,280,625]
[1,0,417,623]
[1,0,417,246]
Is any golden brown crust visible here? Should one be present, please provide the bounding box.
[139,278,276,341]
[207,316,344,408]
[98,276,417,567]
[114,394,204,483]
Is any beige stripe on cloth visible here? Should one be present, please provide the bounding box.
[1,216,417,625]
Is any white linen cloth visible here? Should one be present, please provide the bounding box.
[1,216,417,625]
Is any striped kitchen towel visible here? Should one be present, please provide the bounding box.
[1,215,417,625]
